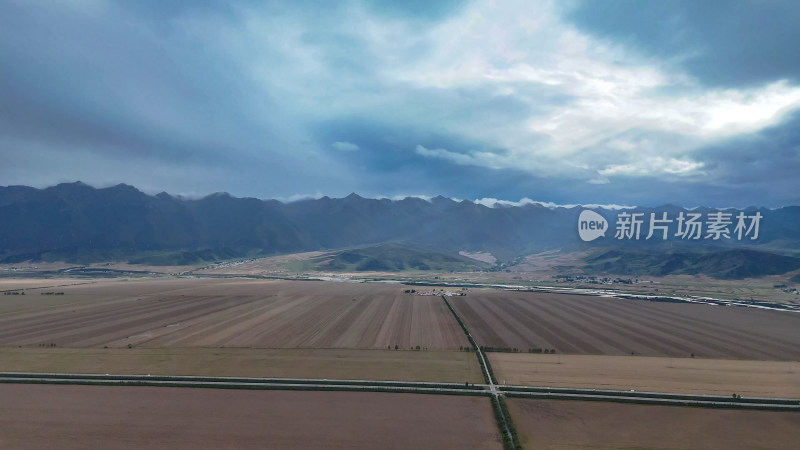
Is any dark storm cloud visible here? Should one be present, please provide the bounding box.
[2,6,186,156]
[0,1,277,162]
[0,1,351,196]
[0,0,798,207]
[692,111,800,206]
[566,0,800,88]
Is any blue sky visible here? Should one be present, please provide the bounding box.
[1,0,799,207]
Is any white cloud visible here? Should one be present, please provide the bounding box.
[472,197,538,208]
[397,1,800,181]
[587,176,610,185]
[332,141,360,152]
[598,157,705,177]
[472,197,634,210]
[278,192,326,203]
[700,81,800,133]
[414,145,507,169]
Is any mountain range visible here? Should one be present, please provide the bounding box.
[1,182,799,279]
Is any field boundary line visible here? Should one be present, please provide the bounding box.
[2,371,797,412]
[0,374,489,397]
[440,296,522,450]
[503,391,800,411]
[498,385,800,406]
[0,372,478,389]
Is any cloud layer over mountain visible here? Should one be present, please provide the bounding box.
[1,0,798,207]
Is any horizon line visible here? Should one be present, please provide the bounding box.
[0,181,792,211]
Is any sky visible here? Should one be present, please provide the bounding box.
[1,0,799,207]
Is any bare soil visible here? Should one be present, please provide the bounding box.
[451,289,800,359]
[459,251,498,265]
[194,251,328,275]
[491,353,800,398]
[0,278,468,350]
[0,347,484,383]
[508,398,800,449]
[0,384,501,449]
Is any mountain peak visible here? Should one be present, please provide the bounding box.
[52,181,92,190]
[107,183,142,194]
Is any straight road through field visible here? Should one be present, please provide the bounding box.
[3,372,797,411]
[0,372,487,395]
[439,295,516,447]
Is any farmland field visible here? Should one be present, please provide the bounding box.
[490,353,800,397]
[450,290,800,360]
[507,398,800,449]
[0,278,468,350]
[0,347,484,383]
[0,384,501,450]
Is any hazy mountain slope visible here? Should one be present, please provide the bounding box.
[0,183,309,263]
[1,183,799,275]
[585,248,800,279]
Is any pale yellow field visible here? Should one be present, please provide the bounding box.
[491,352,800,398]
[0,347,483,382]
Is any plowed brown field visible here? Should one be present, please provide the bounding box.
[0,384,501,449]
[508,398,800,450]
[0,279,468,350]
[490,353,800,397]
[450,290,800,360]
